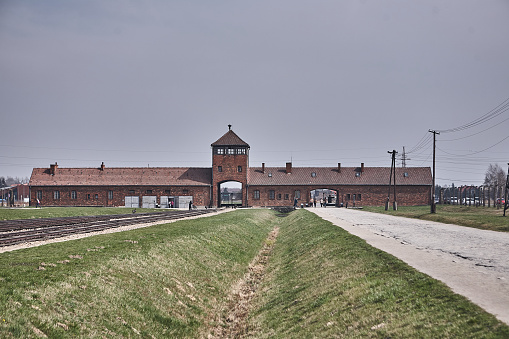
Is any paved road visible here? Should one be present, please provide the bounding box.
[309,207,509,325]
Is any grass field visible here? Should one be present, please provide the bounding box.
[0,209,508,337]
[361,205,509,232]
[0,207,174,221]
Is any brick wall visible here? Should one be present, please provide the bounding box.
[212,153,248,207]
[246,185,431,207]
[30,185,211,207]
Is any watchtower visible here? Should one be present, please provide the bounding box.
[211,125,250,207]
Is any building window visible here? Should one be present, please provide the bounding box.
[165,190,171,194]
[215,147,225,155]
[71,191,77,200]
[36,191,42,201]
[218,166,222,172]
[227,148,235,155]
[108,191,113,200]
[346,194,351,201]
[277,193,282,200]
[238,166,242,172]
[236,148,246,155]
[269,190,275,200]
[358,194,362,201]
[311,172,317,177]
[254,190,260,200]
[87,194,91,200]
[146,190,152,194]
[53,191,60,200]
[95,194,99,200]
[294,190,301,199]
[129,190,135,194]
[183,189,189,194]
[284,194,289,200]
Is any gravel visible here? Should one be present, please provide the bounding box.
[310,207,509,325]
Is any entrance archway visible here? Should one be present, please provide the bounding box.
[310,189,339,207]
[219,181,242,207]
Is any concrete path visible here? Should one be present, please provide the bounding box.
[308,207,509,325]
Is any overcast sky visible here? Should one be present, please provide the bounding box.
[1,0,508,186]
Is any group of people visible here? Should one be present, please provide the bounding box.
[309,198,329,208]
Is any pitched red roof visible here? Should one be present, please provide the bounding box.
[211,129,249,147]
[247,166,431,186]
[30,167,212,186]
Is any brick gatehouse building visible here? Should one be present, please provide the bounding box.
[29,126,432,208]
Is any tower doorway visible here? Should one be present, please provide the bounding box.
[219,181,242,207]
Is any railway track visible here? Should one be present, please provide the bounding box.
[0,209,217,247]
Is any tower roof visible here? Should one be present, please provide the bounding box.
[211,126,250,147]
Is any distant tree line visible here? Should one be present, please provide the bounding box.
[434,163,508,206]
[0,176,30,188]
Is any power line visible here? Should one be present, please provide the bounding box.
[437,96,509,134]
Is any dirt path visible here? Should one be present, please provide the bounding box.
[207,226,279,338]
[309,207,509,325]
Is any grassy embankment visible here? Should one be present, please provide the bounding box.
[0,207,176,221]
[362,205,509,232]
[0,209,507,337]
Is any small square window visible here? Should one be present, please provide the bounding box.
[146,190,153,194]
[94,194,99,199]
[311,172,316,177]
[218,166,222,172]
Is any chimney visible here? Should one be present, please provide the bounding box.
[261,163,265,173]
[338,163,341,173]
[361,163,365,172]
[100,162,105,171]
[286,162,292,174]
[50,162,58,175]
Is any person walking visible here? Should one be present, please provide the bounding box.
[189,200,193,210]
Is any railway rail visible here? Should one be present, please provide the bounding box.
[0,209,217,247]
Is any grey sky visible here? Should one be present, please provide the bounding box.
[1,0,508,186]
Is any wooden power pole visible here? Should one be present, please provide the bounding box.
[429,130,440,214]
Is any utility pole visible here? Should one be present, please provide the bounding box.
[386,150,398,210]
[429,130,440,213]
[504,163,509,217]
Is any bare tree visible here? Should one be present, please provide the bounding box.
[484,164,506,186]
[484,164,506,203]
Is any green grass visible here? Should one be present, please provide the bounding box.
[248,210,509,338]
[0,207,175,221]
[362,205,509,232]
[0,209,275,338]
[0,209,507,337]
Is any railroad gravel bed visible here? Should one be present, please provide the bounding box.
[309,207,509,325]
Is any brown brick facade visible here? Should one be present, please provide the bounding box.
[31,185,211,207]
[247,185,431,207]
